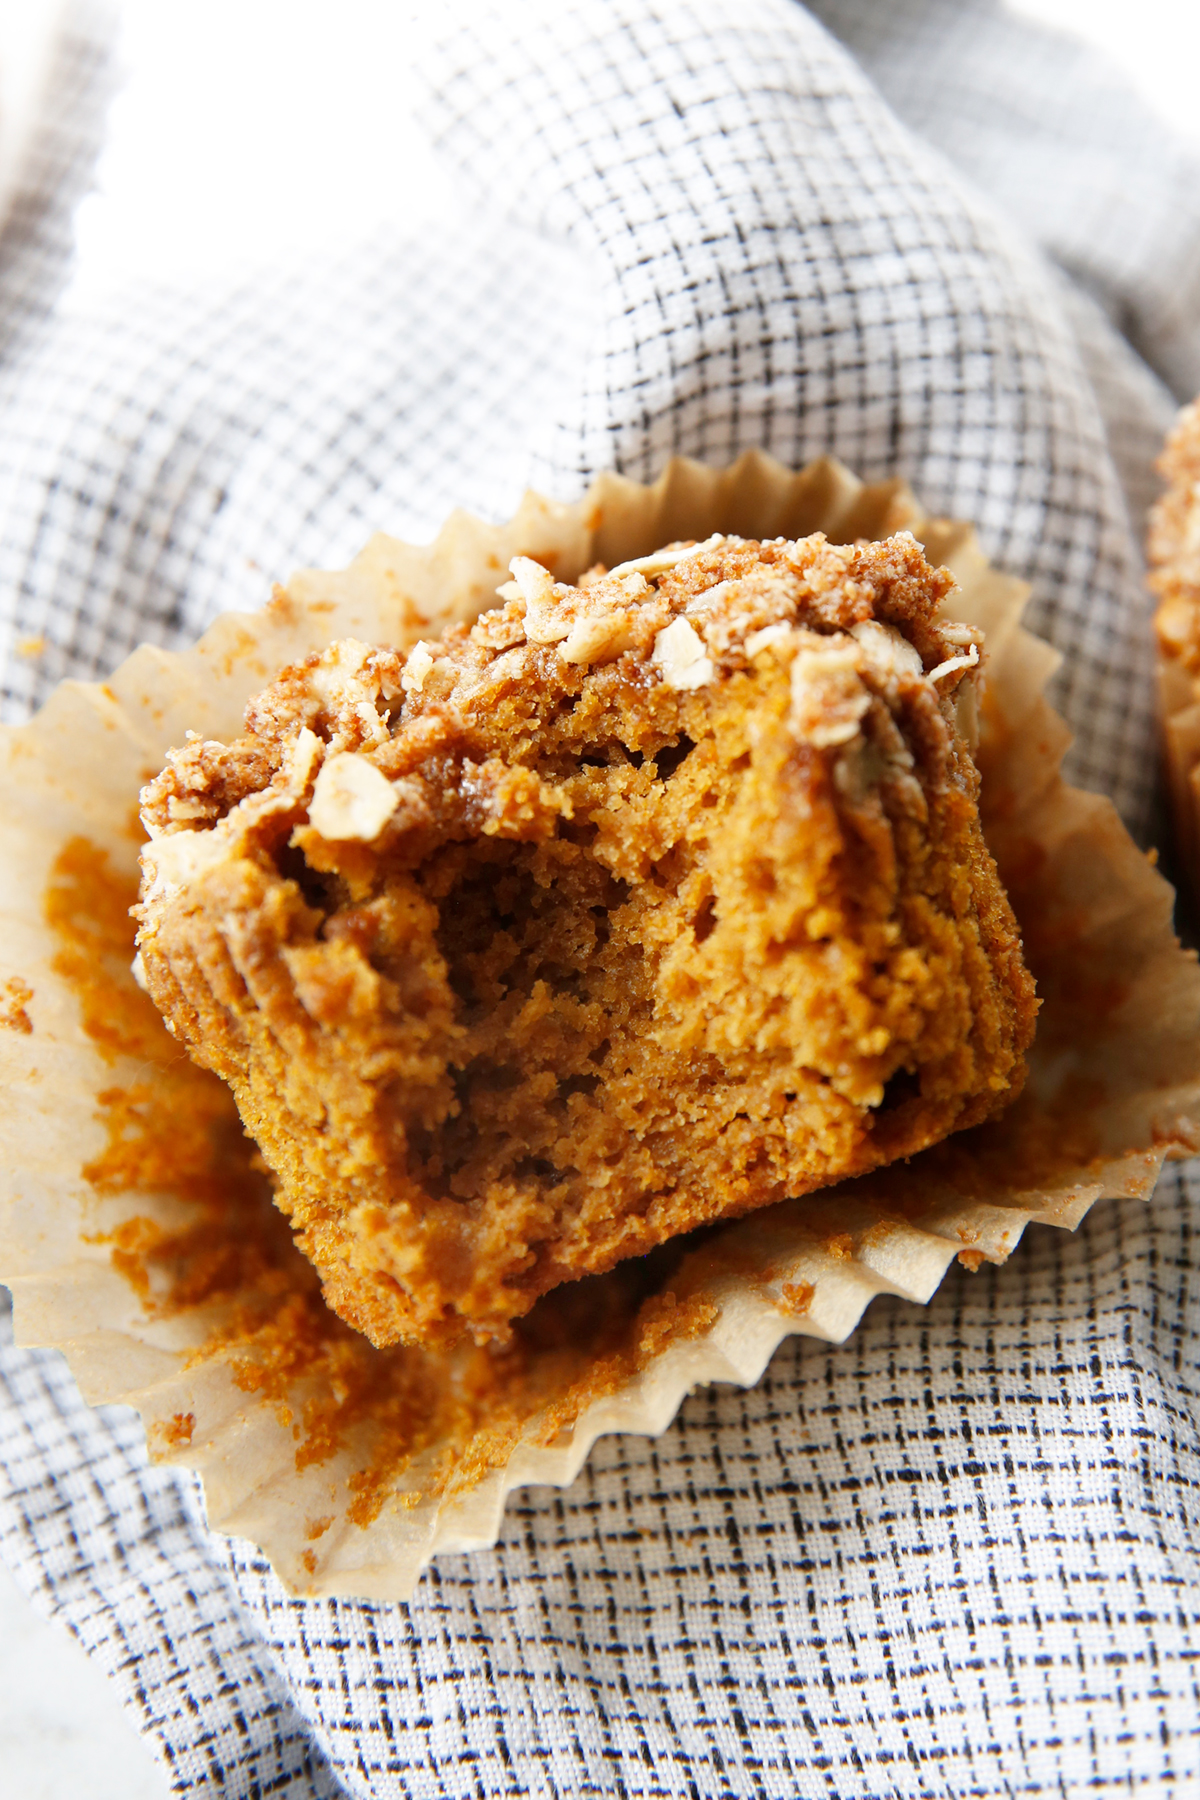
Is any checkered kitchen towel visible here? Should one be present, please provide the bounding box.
[3,2,1200,1794]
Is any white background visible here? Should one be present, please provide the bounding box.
[61,0,1200,308]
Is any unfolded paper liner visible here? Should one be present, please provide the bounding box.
[2,451,1199,1602]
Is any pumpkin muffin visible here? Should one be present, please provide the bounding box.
[134,530,1037,1348]
[1147,396,1200,886]
[1149,394,1200,676]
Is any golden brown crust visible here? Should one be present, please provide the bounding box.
[1149,396,1200,673]
[135,531,1037,1348]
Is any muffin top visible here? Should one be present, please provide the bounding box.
[1150,395,1200,677]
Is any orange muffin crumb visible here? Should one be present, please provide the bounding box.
[135,531,1036,1348]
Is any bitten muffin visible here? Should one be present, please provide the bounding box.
[134,531,1037,1348]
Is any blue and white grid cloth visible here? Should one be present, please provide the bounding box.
[2,3,1200,1794]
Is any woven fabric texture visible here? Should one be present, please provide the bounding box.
[0,2,1197,1794]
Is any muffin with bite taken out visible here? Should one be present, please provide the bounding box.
[134,529,1037,1349]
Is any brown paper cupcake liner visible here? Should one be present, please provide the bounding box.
[2,451,1198,1600]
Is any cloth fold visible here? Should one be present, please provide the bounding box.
[808,0,1200,404]
[1,3,1198,1794]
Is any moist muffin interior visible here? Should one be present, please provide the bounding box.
[135,531,1037,1348]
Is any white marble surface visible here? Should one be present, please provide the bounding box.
[0,1558,169,1800]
